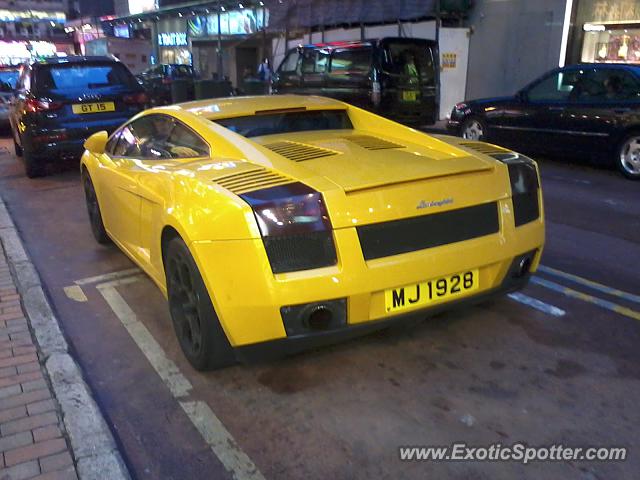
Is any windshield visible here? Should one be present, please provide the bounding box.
[0,70,19,89]
[382,41,436,83]
[35,62,139,93]
[213,110,353,137]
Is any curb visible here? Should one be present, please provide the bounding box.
[0,196,131,480]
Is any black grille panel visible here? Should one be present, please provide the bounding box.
[263,231,337,273]
[357,203,500,260]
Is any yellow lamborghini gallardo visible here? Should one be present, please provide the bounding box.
[80,95,545,370]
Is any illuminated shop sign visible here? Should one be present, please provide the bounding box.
[158,32,187,47]
[188,8,269,37]
[128,0,157,15]
[0,9,66,23]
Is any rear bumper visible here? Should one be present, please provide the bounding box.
[190,206,545,349]
[23,120,126,158]
[234,270,531,363]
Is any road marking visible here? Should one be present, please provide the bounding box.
[507,292,566,317]
[97,283,192,398]
[180,401,266,480]
[95,278,265,480]
[63,285,87,302]
[538,265,640,305]
[531,277,640,322]
[75,267,141,286]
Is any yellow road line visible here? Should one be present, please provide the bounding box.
[532,277,640,321]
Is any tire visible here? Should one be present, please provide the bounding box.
[23,150,43,178]
[616,133,640,180]
[165,237,235,370]
[461,117,487,141]
[82,172,111,244]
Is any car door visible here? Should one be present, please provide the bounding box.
[95,115,172,258]
[274,50,302,94]
[556,67,640,155]
[507,68,584,154]
[325,47,372,109]
[300,48,328,96]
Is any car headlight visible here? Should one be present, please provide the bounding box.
[240,183,337,273]
[491,153,540,227]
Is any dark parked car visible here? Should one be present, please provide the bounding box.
[272,37,439,126]
[137,63,196,105]
[447,63,640,180]
[9,56,147,177]
[0,66,19,127]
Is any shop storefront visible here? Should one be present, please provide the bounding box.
[157,17,191,64]
[189,8,270,85]
[568,0,640,64]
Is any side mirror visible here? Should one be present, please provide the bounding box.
[84,131,108,155]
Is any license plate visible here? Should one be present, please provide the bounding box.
[385,269,479,314]
[72,102,115,114]
[402,91,418,102]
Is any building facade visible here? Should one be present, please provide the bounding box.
[0,0,73,64]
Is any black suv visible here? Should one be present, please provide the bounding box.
[137,64,196,105]
[272,37,439,126]
[9,56,147,177]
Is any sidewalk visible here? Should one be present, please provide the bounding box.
[0,245,76,480]
[0,198,129,480]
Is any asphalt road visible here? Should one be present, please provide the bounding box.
[0,133,638,480]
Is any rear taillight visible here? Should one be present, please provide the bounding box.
[123,92,149,104]
[241,183,337,273]
[25,98,63,113]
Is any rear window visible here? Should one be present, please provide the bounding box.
[382,42,436,83]
[213,110,353,137]
[35,62,138,92]
[0,70,19,89]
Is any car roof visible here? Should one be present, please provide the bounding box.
[171,95,347,120]
[565,63,640,72]
[296,36,434,51]
[30,56,117,66]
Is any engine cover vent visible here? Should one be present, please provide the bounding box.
[215,166,294,194]
[459,141,510,156]
[344,135,405,151]
[263,141,339,162]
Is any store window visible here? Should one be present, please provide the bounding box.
[582,28,640,64]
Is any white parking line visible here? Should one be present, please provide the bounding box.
[95,277,266,480]
[507,292,566,317]
[74,267,141,285]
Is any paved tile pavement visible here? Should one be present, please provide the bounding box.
[0,243,77,480]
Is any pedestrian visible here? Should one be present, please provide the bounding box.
[257,58,272,94]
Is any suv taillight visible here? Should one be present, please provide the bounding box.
[123,92,149,104]
[241,183,337,274]
[25,98,63,113]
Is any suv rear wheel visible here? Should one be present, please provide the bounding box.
[23,151,43,178]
